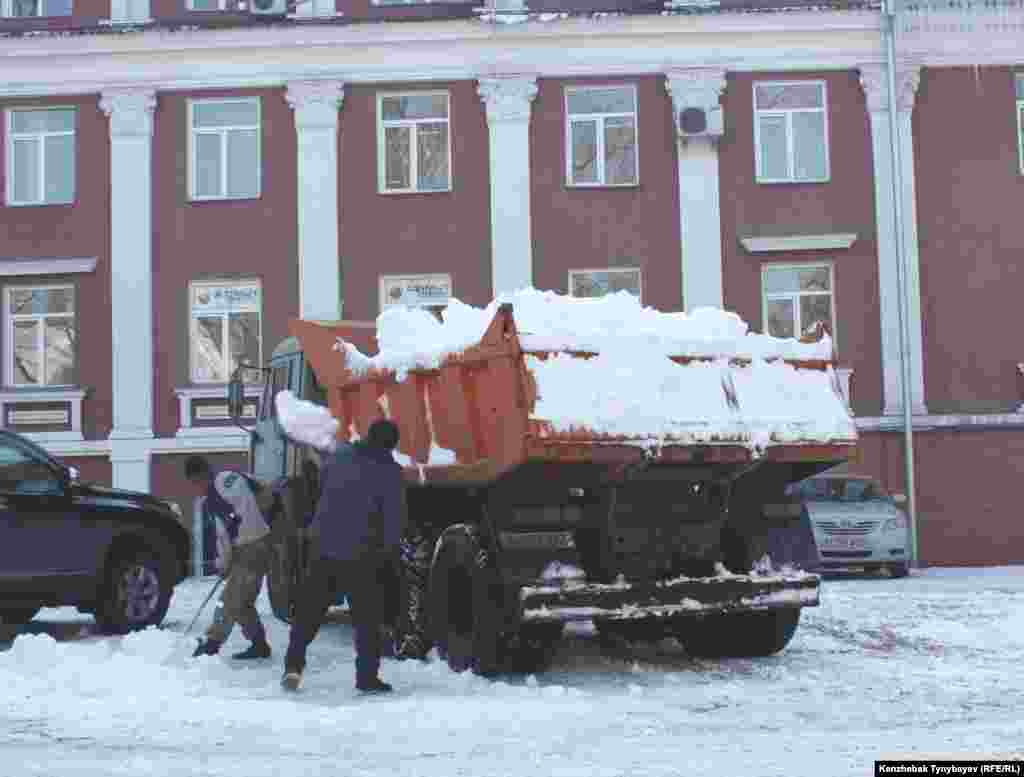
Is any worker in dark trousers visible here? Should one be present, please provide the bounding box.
[186,455,276,660]
[282,419,406,694]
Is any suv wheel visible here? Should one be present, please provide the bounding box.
[95,543,174,634]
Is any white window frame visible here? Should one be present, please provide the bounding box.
[3,284,77,389]
[4,107,76,207]
[185,0,227,9]
[567,267,643,303]
[188,280,263,385]
[760,262,837,343]
[1016,74,1024,175]
[376,91,452,195]
[187,97,262,202]
[1,0,72,16]
[564,84,639,188]
[753,80,830,184]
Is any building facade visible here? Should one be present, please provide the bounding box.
[0,0,1022,564]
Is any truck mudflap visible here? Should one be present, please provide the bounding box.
[519,571,820,624]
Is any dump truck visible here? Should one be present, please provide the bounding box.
[228,294,857,675]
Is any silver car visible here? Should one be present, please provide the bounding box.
[785,474,911,577]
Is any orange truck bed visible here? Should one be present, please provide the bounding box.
[290,304,857,487]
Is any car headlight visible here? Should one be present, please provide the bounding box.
[883,516,907,532]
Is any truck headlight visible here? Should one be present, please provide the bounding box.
[163,500,183,518]
[883,516,907,532]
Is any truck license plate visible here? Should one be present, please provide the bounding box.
[500,531,576,550]
[822,536,866,550]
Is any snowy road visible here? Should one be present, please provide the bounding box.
[2,567,1023,777]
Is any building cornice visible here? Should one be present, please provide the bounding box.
[0,11,885,97]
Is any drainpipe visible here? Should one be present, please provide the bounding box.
[883,0,919,568]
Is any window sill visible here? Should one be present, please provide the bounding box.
[564,182,641,190]
[175,384,261,435]
[187,195,262,204]
[0,387,87,437]
[754,178,831,186]
[3,199,76,209]
[377,187,453,196]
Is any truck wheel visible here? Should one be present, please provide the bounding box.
[429,525,502,676]
[394,527,435,660]
[95,541,174,634]
[0,607,41,624]
[678,608,802,658]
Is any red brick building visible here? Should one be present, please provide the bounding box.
[0,0,1021,565]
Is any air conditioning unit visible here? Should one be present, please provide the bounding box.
[250,0,287,14]
[677,105,724,141]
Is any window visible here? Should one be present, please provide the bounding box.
[377,93,450,194]
[189,281,261,384]
[4,286,76,388]
[0,441,59,495]
[5,108,75,206]
[568,268,642,301]
[565,86,638,187]
[188,99,261,201]
[380,274,452,312]
[761,264,834,340]
[753,81,829,183]
[1017,74,1023,174]
[1,0,72,16]
[186,0,226,9]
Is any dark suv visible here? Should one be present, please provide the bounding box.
[0,430,190,632]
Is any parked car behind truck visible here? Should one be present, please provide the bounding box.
[0,430,190,631]
[230,297,858,674]
[786,474,911,577]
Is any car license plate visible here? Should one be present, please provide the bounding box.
[822,536,866,550]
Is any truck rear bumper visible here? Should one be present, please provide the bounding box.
[519,572,820,624]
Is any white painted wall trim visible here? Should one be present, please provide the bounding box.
[857,414,1024,433]
[286,79,345,320]
[0,388,87,438]
[666,68,726,312]
[150,433,250,453]
[174,384,262,433]
[740,233,857,253]
[478,75,537,295]
[32,438,112,457]
[0,257,98,276]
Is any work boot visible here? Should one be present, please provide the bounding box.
[281,669,303,692]
[356,678,393,694]
[232,640,272,660]
[192,638,223,658]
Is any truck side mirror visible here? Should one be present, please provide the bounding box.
[227,372,246,421]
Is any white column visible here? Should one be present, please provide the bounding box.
[287,81,344,320]
[101,88,156,493]
[860,63,927,416]
[478,76,538,296]
[666,68,727,312]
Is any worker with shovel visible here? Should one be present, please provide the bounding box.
[186,455,278,660]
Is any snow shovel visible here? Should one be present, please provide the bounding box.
[163,577,224,663]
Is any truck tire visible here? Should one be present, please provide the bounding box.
[677,607,801,658]
[94,539,175,634]
[394,527,436,660]
[429,524,503,676]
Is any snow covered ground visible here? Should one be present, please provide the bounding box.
[2,567,1023,777]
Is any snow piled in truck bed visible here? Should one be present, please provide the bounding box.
[527,344,855,447]
[348,289,833,381]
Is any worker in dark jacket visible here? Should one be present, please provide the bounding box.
[282,419,407,694]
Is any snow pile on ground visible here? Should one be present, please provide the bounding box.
[344,289,832,381]
[4,569,1024,777]
[275,390,339,451]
